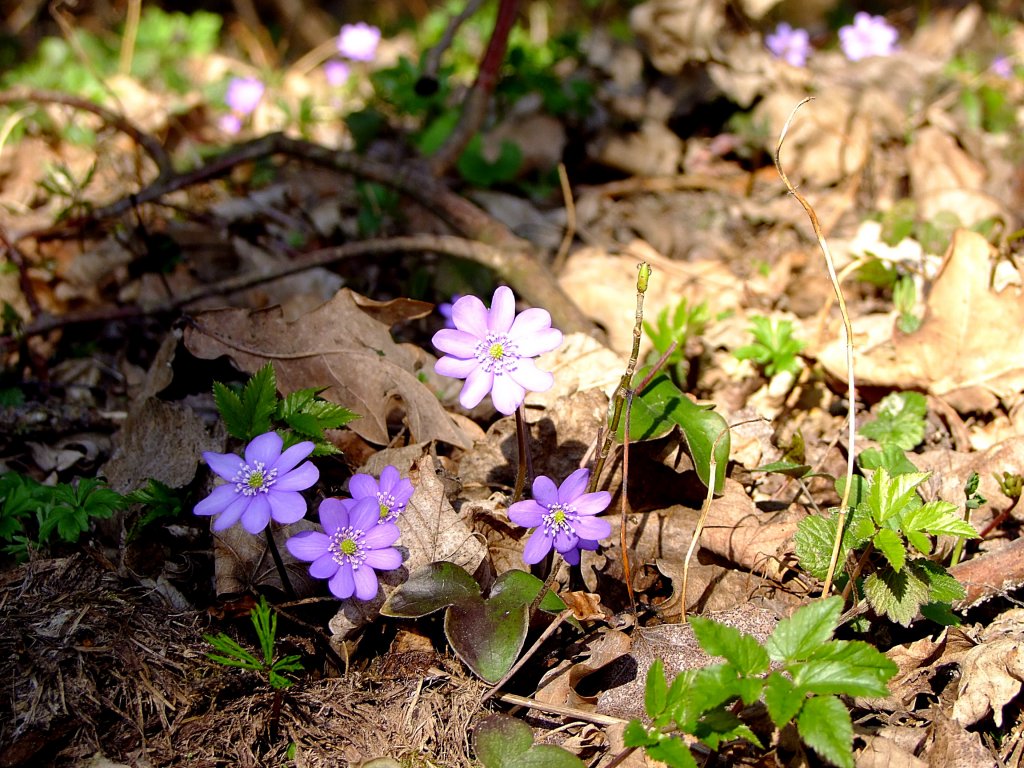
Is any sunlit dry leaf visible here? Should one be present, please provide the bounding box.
[183,288,473,448]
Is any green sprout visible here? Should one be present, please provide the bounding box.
[734,315,805,377]
[205,596,303,690]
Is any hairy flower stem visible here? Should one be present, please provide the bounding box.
[265,527,297,600]
[589,263,652,494]
[512,405,533,503]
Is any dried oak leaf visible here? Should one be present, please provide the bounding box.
[183,289,472,448]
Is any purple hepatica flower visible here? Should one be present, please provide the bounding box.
[839,13,898,62]
[324,59,351,87]
[225,77,265,116]
[437,293,463,329]
[218,113,242,135]
[338,22,381,62]
[342,465,414,523]
[992,56,1014,79]
[195,432,319,534]
[286,496,401,600]
[508,468,612,566]
[432,286,562,415]
[765,23,811,67]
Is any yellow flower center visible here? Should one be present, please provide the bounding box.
[340,538,358,556]
[488,342,505,360]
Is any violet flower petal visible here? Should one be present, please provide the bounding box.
[245,432,282,466]
[273,461,319,491]
[267,490,307,524]
[364,547,402,570]
[330,564,356,599]
[352,566,379,600]
[241,495,272,533]
[286,530,330,561]
[523,527,554,564]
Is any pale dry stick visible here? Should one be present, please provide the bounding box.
[118,0,142,75]
[495,692,628,726]
[620,386,638,614]
[774,98,857,598]
[551,163,576,275]
[479,608,573,703]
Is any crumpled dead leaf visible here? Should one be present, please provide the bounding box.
[818,229,1024,406]
[536,629,633,710]
[213,519,317,596]
[953,609,1024,728]
[182,288,472,448]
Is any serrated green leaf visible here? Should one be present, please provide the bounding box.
[213,381,248,439]
[863,563,931,626]
[616,372,729,492]
[793,641,896,697]
[867,468,930,526]
[646,737,698,768]
[797,695,854,768]
[733,315,805,377]
[873,527,906,572]
[765,596,842,662]
[859,391,927,450]
[241,363,278,438]
[276,388,316,418]
[794,514,836,580]
[763,672,806,728]
[623,720,657,748]
[645,658,668,718]
[858,444,920,476]
[284,411,324,438]
[904,500,979,540]
[690,617,770,676]
[694,708,763,750]
[302,398,358,429]
[915,559,966,604]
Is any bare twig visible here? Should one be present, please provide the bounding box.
[429,0,522,175]
[0,223,41,318]
[0,87,172,179]
[774,98,857,598]
[552,163,576,275]
[417,0,489,94]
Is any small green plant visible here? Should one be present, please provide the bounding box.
[795,458,978,626]
[0,473,128,559]
[124,478,184,541]
[892,276,921,333]
[859,391,927,451]
[213,362,358,455]
[624,597,897,768]
[734,315,805,377]
[205,595,303,689]
[643,298,710,385]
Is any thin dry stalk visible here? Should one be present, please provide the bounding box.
[552,163,576,274]
[773,98,857,597]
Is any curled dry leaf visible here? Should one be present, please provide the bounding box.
[536,629,633,710]
[183,288,473,449]
[213,520,318,597]
[818,230,1024,407]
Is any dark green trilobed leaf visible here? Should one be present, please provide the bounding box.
[379,561,479,618]
[765,596,841,663]
[794,640,897,698]
[445,595,528,684]
[690,617,770,676]
[615,372,729,492]
[474,714,585,768]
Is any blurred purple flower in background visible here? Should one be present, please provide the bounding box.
[218,114,242,135]
[286,497,401,601]
[432,286,562,415]
[765,23,811,67]
[194,432,318,534]
[225,77,265,115]
[338,22,381,62]
[839,13,898,61]
[508,469,611,566]
[992,56,1014,79]
[324,59,351,86]
[438,294,463,329]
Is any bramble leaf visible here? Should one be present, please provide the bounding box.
[765,596,842,662]
[866,468,930,526]
[859,391,927,450]
[763,672,805,728]
[793,641,897,698]
[645,658,668,718]
[873,527,906,572]
[863,562,931,626]
[690,617,770,676]
[797,694,854,768]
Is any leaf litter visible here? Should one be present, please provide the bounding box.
[4,2,1024,767]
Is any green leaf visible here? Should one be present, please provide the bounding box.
[474,714,585,768]
[916,559,966,604]
[859,392,927,450]
[446,595,528,684]
[694,707,762,750]
[765,596,842,662]
[763,672,806,728]
[213,381,247,439]
[867,468,930,526]
[284,411,324,439]
[797,695,854,768]
[646,737,698,768]
[753,460,814,479]
[793,641,897,698]
[690,617,770,676]
[380,561,480,617]
[858,444,920,476]
[616,372,729,492]
[903,500,979,541]
[873,527,906,572]
[623,721,657,748]
[488,569,575,626]
[241,363,278,438]
[205,633,264,671]
[645,658,668,718]
[733,315,805,377]
[863,563,931,626]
